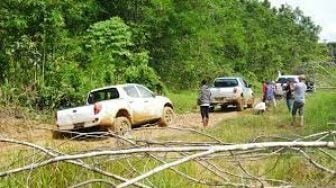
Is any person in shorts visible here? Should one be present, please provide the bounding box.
[291,75,307,126]
[198,80,211,127]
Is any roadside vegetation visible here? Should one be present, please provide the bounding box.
[0,0,335,187]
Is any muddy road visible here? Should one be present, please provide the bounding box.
[0,108,239,151]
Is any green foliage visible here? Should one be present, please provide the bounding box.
[166,90,198,114]
[0,0,331,109]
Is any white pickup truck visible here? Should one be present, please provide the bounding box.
[56,84,174,133]
[209,77,254,111]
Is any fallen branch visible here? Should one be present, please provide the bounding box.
[0,141,334,178]
[68,179,116,188]
[0,137,149,188]
[116,149,216,188]
[293,148,335,175]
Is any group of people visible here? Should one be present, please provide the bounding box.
[262,75,307,126]
[197,75,307,128]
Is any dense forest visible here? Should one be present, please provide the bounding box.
[0,0,330,109]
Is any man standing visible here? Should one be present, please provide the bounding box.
[262,80,267,102]
[265,81,276,108]
[284,80,293,113]
[291,75,307,126]
[198,80,211,127]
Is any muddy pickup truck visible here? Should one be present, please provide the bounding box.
[209,77,254,111]
[56,84,174,133]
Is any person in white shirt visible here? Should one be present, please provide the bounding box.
[291,75,307,126]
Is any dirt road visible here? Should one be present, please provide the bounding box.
[0,108,239,150]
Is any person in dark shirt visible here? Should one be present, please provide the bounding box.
[284,80,293,112]
[262,80,267,102]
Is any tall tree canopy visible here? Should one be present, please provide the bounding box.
[0,0,329,108]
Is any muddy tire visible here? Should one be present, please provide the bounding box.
[111,117,131,134]
[52,130,64,139]
[236,100,244,111]
[247,98,254,108]
[220,105,228,110]
[159,107,175,127]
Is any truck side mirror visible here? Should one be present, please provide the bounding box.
[87,94,93,104]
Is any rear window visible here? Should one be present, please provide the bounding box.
[87,88,119,104]
[214,79,238,88]
[276,77,297,84]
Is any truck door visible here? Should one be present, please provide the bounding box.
[242,79,253,100]
[136,85,158,120]
[123,85,146,124]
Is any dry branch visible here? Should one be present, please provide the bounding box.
[116,149,216,188]
[293,148,335,175]
[68,179,116,188]
[0,137,149,188]
[0,141,334,178]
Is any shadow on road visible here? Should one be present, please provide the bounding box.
[210,106,238,113]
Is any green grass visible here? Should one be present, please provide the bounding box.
[205,90,336,143]
[166,90,198,114]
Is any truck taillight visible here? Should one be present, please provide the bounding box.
[94,103,102,115]
[233,88,237,93]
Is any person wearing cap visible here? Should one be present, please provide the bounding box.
[291,75,307,126]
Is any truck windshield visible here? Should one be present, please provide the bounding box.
[87,88,119,104]
[214,79,238,88]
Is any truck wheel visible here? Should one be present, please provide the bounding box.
[220,105,228,110]
[112,117,131,134]
[236,100,244,111]
[159,107,175,127]
[52,130,64,139]
[247,98,254,108]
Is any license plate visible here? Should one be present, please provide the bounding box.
[74,122,84,129]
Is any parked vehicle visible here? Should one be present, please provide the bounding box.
[209,77,254,111]
[56,84,174,133]
[306,80,316,92]
[274,75,300,98]
[275,74,315,98]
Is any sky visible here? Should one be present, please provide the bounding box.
[268,0,336,42]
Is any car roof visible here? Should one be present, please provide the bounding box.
[277,75,299,78]
[215,77,242,80]
[90,83,140,92]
